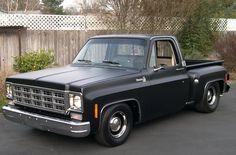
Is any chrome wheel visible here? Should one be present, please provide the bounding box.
[207,86,217,106]
[109,111,127,138]
[95,104,133,146]
[195,83,220,113]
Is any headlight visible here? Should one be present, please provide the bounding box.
[6,83,13,100]
[69,94,83,112]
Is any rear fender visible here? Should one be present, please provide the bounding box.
[195,79,224,103]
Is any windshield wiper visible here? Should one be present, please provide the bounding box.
[77,59,92,63]
[102,60,120,65]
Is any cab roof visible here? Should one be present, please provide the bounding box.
[90,34,175,40]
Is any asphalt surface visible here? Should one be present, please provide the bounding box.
[0,85,235,155]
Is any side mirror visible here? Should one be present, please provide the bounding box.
[153,66,165,72]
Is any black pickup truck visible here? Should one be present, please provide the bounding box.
[3,35,230,146]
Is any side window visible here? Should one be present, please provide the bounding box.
[149,40,178,68]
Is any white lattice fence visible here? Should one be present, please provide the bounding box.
[128,17,184,31]
[0,14,228,31]
[0,14,107,30]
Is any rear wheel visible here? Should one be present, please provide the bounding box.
[95,104,133,147]
[195,83,220,113]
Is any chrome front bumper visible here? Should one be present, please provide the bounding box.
[2,106,90,138]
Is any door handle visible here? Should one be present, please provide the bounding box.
[176,68,185,71]
[136,76,146,82]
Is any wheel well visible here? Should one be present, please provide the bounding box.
[101,100,141,124]
[125,100,141,124]
[216,80,224,94]
[204,80,224,94]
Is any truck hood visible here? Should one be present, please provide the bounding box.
[7,65,138,89]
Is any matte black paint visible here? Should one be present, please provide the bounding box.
[6,35,230,134]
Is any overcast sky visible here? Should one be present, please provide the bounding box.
[62,0,95,8]
[62,0,78,8]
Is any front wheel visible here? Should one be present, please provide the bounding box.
[195,83,220,113]
[95,104,133,147]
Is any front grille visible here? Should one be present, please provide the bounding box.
[12,84,67,114]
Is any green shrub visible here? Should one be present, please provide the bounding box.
[0,72,8,112]
[0,100,5,112]
[177,0,217,58]
[13,49,55,73]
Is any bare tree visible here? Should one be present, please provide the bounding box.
[98,0,141,30]
[98,0,199,33]
[0,0,40,12]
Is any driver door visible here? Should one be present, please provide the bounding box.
[144,38,189,119]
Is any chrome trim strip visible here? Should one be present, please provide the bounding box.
[100,98,142,123]
[71,130,88,133]
[176,68,185,71]
[203,79,224,97]
[7,83,83,96]
[12,83,65,93]
[204,79,224,90]
[186,101,195,105]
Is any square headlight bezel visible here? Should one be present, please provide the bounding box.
[6,83,13,100]
[68,92,83,113]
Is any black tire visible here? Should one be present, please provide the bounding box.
[195,82,220,113]
[95,104,133,147]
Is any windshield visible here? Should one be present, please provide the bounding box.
[73,38,147,69]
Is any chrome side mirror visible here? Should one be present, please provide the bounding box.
[153,66,165,72]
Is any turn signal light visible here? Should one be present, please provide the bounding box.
[70,113,83,121]
[94,104,99,119]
